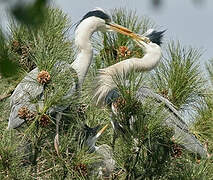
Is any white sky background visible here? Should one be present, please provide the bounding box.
[52,0,213,64]
[0,0,212,64]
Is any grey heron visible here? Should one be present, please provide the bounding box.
[8,8,144,129]
[93,29,165,106]
[93,29,207,157]
[107,87,207,158]
[79,124,115,178]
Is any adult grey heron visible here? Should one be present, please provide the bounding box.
[8,8,144,129]
[93,29,164,106]
[107,87,207,157]
[93,29,207,157]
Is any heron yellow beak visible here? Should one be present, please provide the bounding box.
[107,23,151,43]
[95,124,108,139]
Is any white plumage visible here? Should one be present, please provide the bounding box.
[94,29,164,106]
[8,8,140,129]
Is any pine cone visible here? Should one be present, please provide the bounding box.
[21,45,30,56]
[11,40,22,54]
[171,144,182,158]
[77,104,88,116]
[25,111,36,121]
[113,97,126,110]
[74,163,88,177]
[39,114,51,127]
[18,107,30,119]
[37,70,51,84]
[118,46,131,57]
[159,89,169,99]
[20,45,30,64]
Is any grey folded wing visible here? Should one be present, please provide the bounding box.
[136,86,207,157]
[8,68,44,129]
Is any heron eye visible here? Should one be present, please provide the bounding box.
[105,18,111,24]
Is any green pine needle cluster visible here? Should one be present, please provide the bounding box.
[151,41,205,110]
[9,8,74,72]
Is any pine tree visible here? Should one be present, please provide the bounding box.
[0,6,212,179]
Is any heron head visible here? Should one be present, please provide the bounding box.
[77,8,147,41]
[81,124,108,153]
[143,29,166,46]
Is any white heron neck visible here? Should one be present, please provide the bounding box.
[94,44,162,105]
[71,18,101,88]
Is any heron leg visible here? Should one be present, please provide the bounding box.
[110,114,118,151]
[112,130,118,151]
[54,113,62,156]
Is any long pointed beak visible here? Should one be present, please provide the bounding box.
[107,22,150,43]
[95,124,108,139]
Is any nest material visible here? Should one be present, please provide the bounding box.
[37,70,51,84]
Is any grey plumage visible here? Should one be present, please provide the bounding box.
[108,86,207,157]
[8,61,78,129]
[136,86,207,157]
[8,67,43,129]
[80,124,115,177]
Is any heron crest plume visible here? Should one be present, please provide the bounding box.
[145,29,166,46]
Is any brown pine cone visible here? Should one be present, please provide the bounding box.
[37,70,51,84]
[74,163,88,177]
[11,40,22,54]
[113,97,126,110]
[77,104,88,116]
[39,114,51,127]
[25,111,36,121]
[18,107,30,119]
[21,45,30,56]
[171,144,182,158]
[118,46,131,57]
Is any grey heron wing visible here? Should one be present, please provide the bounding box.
[136,86,207,157]
[8,68,44,129]
[136,87,189,131]
[171,122,207,157]
[48,61,79,114]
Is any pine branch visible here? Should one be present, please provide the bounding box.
[151,41,205,110]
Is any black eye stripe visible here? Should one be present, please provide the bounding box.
[80,10,111,23]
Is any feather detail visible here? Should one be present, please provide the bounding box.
[93,68,116,106]
[93,45,162,106]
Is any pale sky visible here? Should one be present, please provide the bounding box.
[1,0,213,64]
[53,0,213,65]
